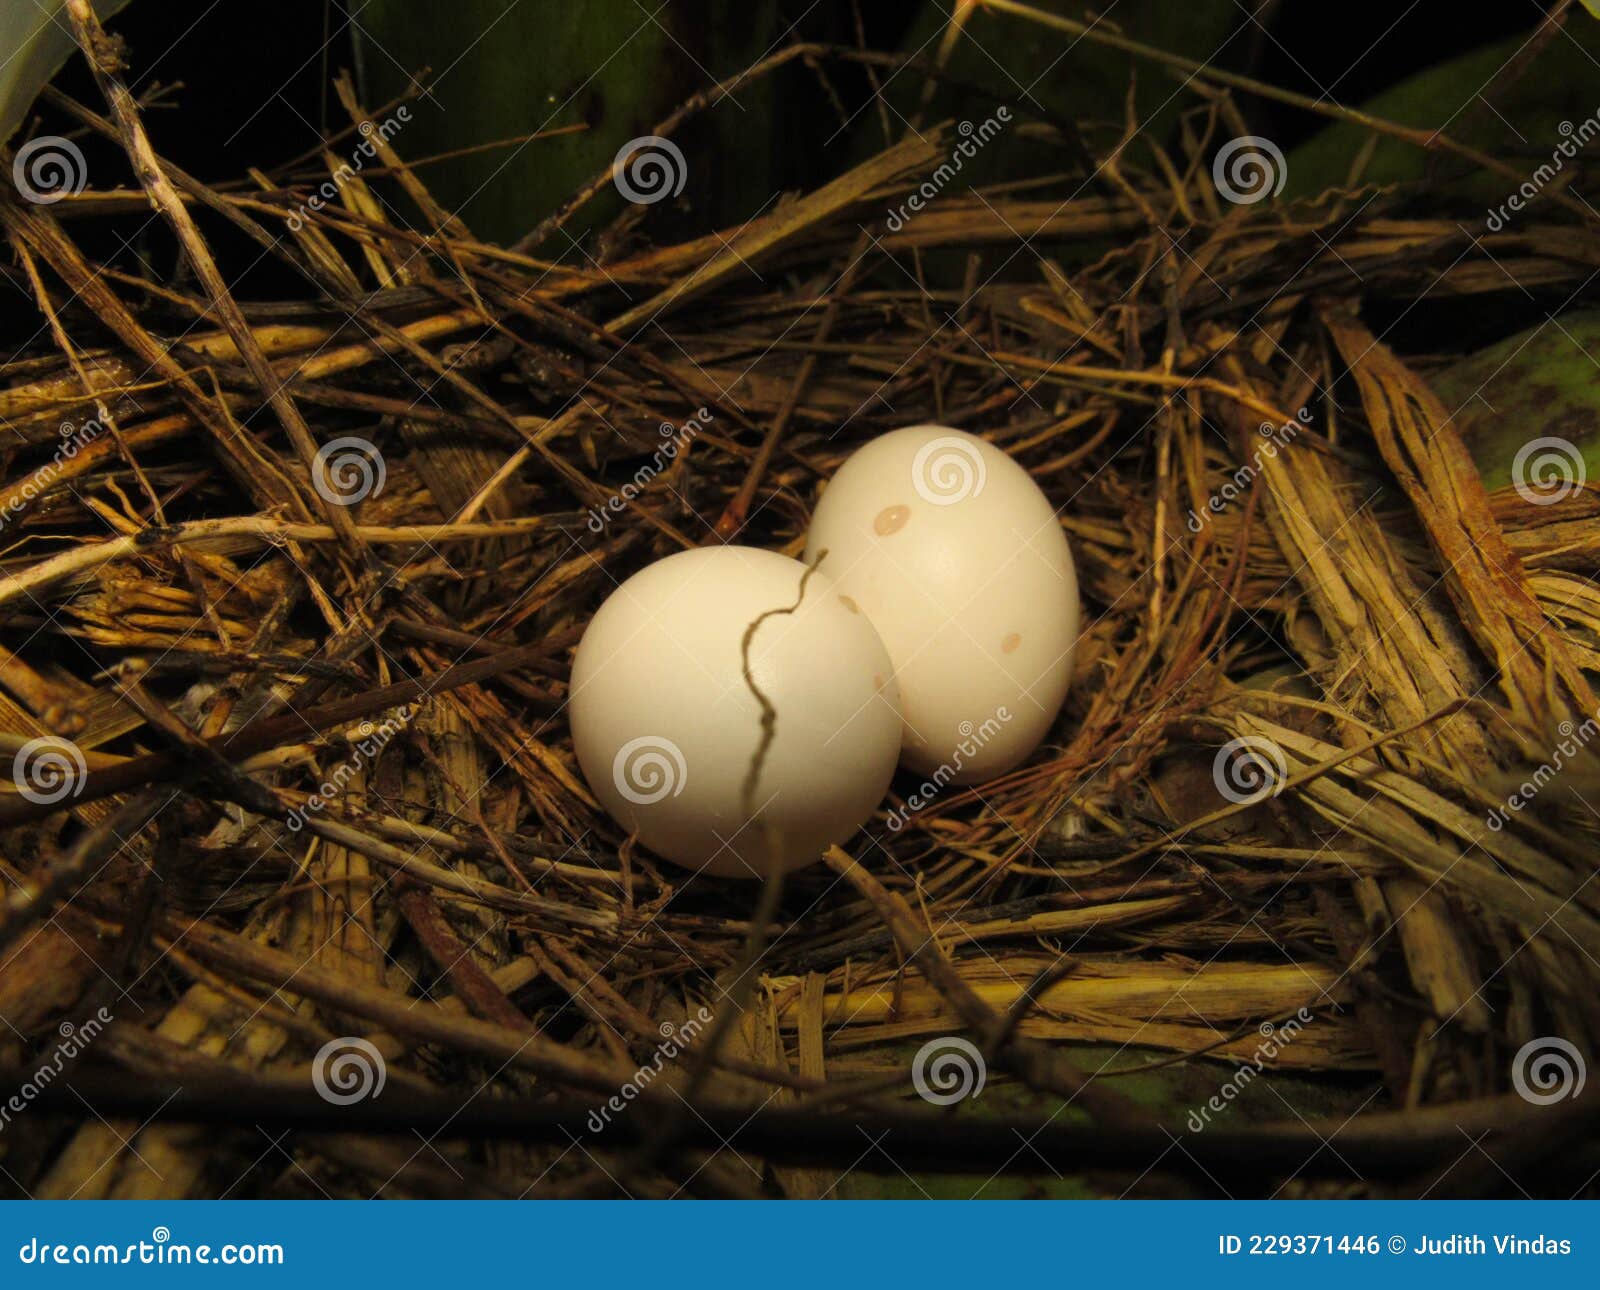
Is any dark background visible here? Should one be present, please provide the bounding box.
[7,0,1578,356]
[33,1,1552,221]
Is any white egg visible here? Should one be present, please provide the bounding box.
[803,425,1079,784]
[568,546,902,879]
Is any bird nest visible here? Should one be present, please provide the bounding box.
[1,15,1597,1200]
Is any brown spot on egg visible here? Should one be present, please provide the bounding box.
[873,673,885,690]
[1001,632,1022,654]
[839,594,860,614]
[873,504,910,535]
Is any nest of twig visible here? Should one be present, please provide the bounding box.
[1,6,1598,1200]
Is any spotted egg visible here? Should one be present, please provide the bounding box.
[803,425,1079,784]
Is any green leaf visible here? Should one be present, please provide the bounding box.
[354,0,780,247]
[1284,19,1600,202]
[871,1,1238,152]
[1432,311,1600,493]
[0,0,133,143]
